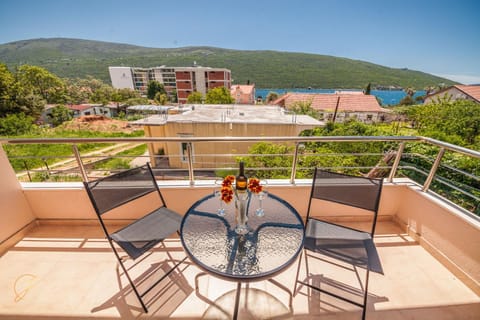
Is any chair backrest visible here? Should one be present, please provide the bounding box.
[84,163,165,216]
[307,168,383,235]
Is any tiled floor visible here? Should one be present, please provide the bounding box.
[0,221,479,319]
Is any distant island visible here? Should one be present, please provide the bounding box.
[0,38,457,89]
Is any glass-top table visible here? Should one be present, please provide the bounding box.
[180,191,305,318]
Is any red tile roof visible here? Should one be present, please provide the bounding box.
[230,84,255,95]
[68,104,96,111]
[272,93,389,113]
[454,85,480,102]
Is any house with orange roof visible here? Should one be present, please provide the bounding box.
[424,85,480,104]
[230,84,256,104]
[271,92,390,123]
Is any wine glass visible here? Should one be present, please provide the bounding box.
[214,179,226,216]
[255,180,268,217]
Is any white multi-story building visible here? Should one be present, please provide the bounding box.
[109,65,232,104]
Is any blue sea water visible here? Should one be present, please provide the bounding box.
[255,88,426,106]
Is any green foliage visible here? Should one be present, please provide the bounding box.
[266,91,279,103]
[4,128,144,172]
[92,158,131,170]
[408,100,480,146]
[0,63,16,116]
[364,83,371,95]
[15,65,66,103]
[0,113,37,136]
[289,100,320,119]
[48,105,73,126]
[205,87,234,104]
[187,91,203,103]
[0,39,457,89]
[147,80,166,99]
[399,95,415,106]
[240,142,294,179]
[154,92,168,105]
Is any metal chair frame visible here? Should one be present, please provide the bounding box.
[295,168,384,320]
[84,163,187,313]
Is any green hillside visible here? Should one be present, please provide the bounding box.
[0,38,456,89]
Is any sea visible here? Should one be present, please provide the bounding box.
[256,88,426,106]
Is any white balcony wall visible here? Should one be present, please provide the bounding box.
[0,147,36,252]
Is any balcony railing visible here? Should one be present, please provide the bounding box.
[2,135,480,217]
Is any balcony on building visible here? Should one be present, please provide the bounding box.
[0,134,479,319]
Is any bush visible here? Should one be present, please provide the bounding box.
[0,113,37,136]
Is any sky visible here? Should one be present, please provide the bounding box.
[1,0,479,84]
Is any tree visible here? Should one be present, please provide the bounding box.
[147,80,166,100]
[49,105,73,126]
[15,65,66,103]
[398,95,415,106]
[205,87,234,104]
[408,100,480,145]
[187,91,203,103]
[289,100,319,119]
[364,83,371,95]
[154,92,168,105]
[266,91,279,103]
[0,63,16,117]
[0,113,36,136]
[15,93,46,119]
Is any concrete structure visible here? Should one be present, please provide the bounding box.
[230,84,256,104]
[272,92,390,123]
[109,65,232,104]
[424,85,480,104]
[131,104,323,168]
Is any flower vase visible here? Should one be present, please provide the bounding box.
[234,191,249,235]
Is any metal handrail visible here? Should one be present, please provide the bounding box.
[2,135,480,194]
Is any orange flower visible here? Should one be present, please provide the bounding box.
[248,178,263,194]
[220,185,234,203]
[222,175,235,187]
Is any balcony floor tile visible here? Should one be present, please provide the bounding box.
[0,221,479,319]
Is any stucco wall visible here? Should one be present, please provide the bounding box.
[144,121,312,169]
[0,146,36,247]
[396,185,480,289]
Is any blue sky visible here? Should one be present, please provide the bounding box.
[1,0,479,84]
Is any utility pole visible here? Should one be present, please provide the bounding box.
[332,96,340,123]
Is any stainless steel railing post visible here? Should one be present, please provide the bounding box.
[186,142,195,186]
[72,144,88,182]
[290,143,303,184]
[388,142,405,182]
[422,147,446,192]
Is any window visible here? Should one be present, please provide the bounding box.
[180,142,195,162]
[366,114,373,121]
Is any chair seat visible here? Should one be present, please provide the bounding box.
[110,207,183,260]
[305,218,383,274]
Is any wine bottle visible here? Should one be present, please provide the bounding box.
[236,162,248,192]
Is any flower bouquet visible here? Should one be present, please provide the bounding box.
[217,175,266,234]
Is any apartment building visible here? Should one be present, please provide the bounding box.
[109,65,231,104]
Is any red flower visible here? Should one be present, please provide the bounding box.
[248,178,263,194]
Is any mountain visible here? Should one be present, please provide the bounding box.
[0,38,457,89]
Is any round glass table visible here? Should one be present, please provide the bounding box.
[180,191,305,318]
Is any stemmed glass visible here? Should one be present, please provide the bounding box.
[214,179,226,216]
[255,180,268,217]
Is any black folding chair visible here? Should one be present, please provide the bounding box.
[295,168,384,320]
[84,163,187,313]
